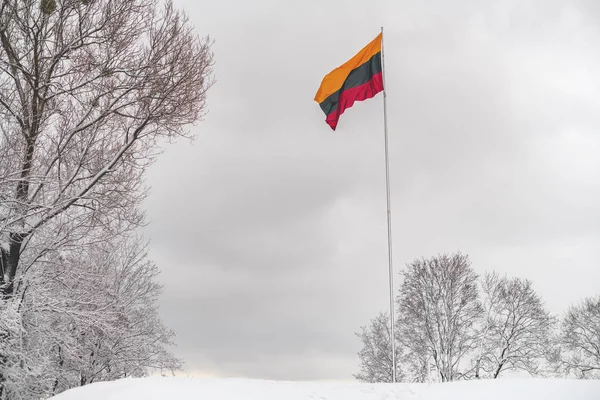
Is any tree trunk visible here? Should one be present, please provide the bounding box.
[493,362,504,379]
[0,234,24,299]
[1,135,35,299]
[494,346,509,379]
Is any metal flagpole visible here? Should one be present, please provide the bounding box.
[380,26,396,384]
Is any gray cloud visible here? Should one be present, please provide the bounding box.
[142,0,600,381]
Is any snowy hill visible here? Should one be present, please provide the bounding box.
[50,377,600,400]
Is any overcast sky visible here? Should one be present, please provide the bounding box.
[141,0,600,382]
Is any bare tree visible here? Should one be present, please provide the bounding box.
[0,0,214,297]
[397,252,482,382]
[354,312,403,383]
[471,272,554,379]
[550,295,600,379]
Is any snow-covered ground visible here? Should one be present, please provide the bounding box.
[50,377,600,400]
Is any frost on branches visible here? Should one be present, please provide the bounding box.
[471,273,554,379]
[397,253,482,382]
[0,236,182,399]
[0,0,213,297]
[549,296,600,379]
[354,312,403,383]
[0,0,213,398]
[355,252,563,383]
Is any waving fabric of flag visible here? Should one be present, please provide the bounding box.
[314,33,384,130]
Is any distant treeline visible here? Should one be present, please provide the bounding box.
[355,252,600,382]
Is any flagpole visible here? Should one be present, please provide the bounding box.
[380,26,396,384]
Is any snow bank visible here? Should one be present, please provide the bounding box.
[50,377,600,400]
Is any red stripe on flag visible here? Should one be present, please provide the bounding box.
[325,72,384,130]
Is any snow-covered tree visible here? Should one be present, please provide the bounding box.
[397,252,482,382]
[355,311,436,383]
[354,312,403,383]
[550,295,600,379]
[0,1,211,396]
[0,0,213,298]
[0,234,181,399]
[471,272,554,379]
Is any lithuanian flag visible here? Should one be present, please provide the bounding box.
[314,33,384,130]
